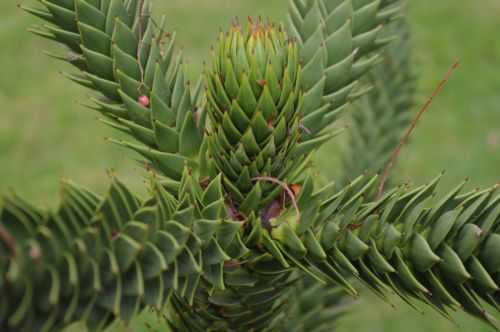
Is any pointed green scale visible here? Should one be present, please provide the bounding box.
[202,199,225,220]
[75,0,106,31]
[272,222,307,258]
[480,234,500,273]
[117,71,144,102]
[426,180,468,226]
[122,221,149,244]
[222,112,243,144]
[379,224,401,259]
[341,230,369,261]
[393,249,430,295]
[264,63,282,103]
[156,231,181,265]
[251,112,272,144]
[82,45,114,80]
[210,73,232,112]
[454,223,483,261]
[141,243,168,279]
[352,0,380,35]
[78,22,111,55]
[105,0,131,35]
[114,140,193,180]
[468,256,499,293]
[235,167,252,193]
[368,239,395,274]
[122,262,145,296]
[215,219,244,251]
[229,100,251,132]
[474,195,500,234]
[151,63,170,111]
[324,19,353,65]
[113,45,141,81]
[154,120,179,153]
[204,263,225,290]
[113,233,142,272]
[45,24,82,52]
[21,5,55,23]
[97,273,122,315]
[273,117,288,147]
[428,209,461,251]
[176,247,201,276]
[439,244,472,284]
[179,112,203,158]
[223,57,240,99]
[328,243,359,277]
[236,74,259,117]
[257,86,278,120]
[234,143,252,165]
[411,233,441,272]
[241,129,261,157]
[425,269,461,307]
[303,229,327,261]
[300,48,325,92]
[175,85,194,133]
[203,238,230,265]
[192,220,220,244]
[356,258,393,299]
[352,24,382,54]
[201,176,224,205]
[262,232,290,268]
[42,0,77,32]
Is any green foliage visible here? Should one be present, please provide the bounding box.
[0,171,250,331]
[282,276,352,332]
[340,17,416,185]
[205,20,303,208]
[1,0,499,332]
[287,0,403,142]
[23,0,204,181]
[269,173,500,329]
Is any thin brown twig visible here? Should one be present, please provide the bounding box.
[0,225,16,257]
[136,0,146,94]
[224,259,249,268]
[252,176,301,223]
[376,60,460,200]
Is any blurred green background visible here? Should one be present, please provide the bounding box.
[1,0,499,331]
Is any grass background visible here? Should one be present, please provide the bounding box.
[1,0,499,331]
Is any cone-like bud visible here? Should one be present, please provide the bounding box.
[206,18,302,207]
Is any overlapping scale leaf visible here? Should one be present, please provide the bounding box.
[287,0,404,148]
[206,19,303,206]
[267,174,500,330]
[167,255,295,332]
[23,0,204,180]
[281,275,353,332]
[0,171,250,332]
[19,1,500,331]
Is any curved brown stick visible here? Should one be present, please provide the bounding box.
[377,60,460,199]
[252,176,301,223]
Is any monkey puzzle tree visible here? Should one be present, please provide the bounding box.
[1,0,499,331]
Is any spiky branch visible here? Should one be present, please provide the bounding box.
[0,171,250,331]
[0,1,497,332]
[22,0,205,181]
[287,0,405,148]
[267,173,500,330]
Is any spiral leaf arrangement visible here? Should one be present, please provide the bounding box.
[1,0,498,331]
